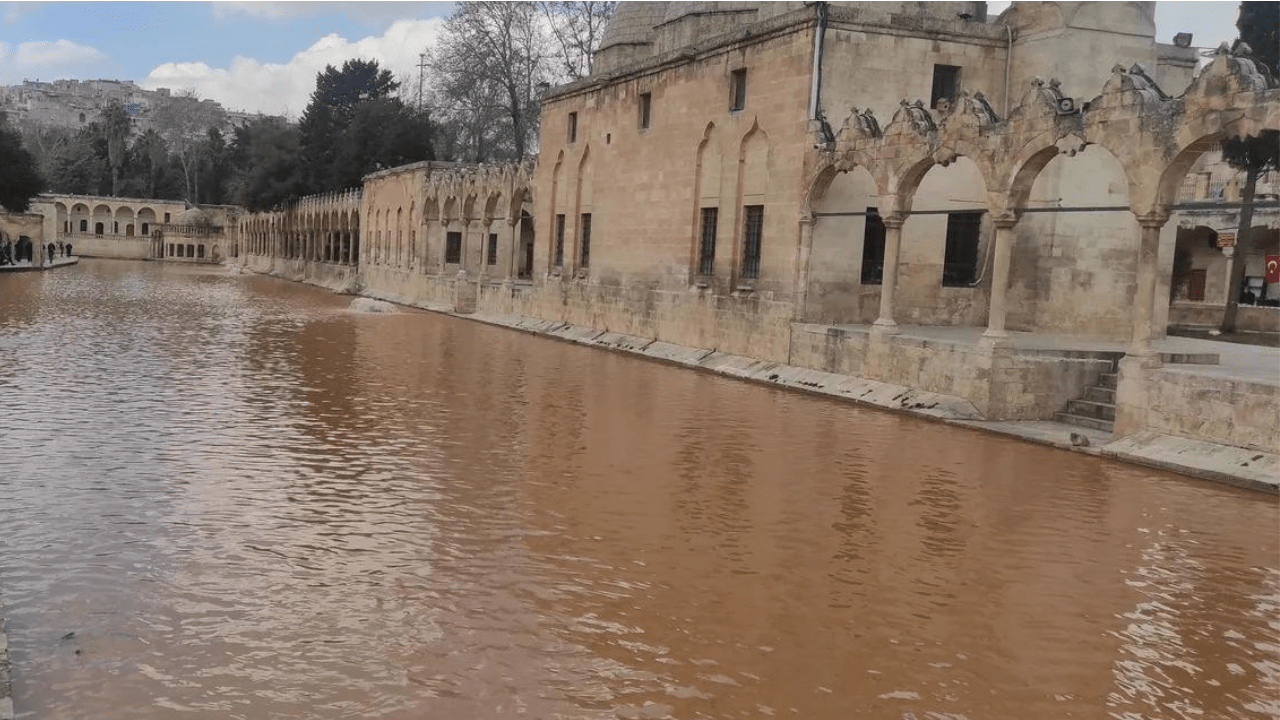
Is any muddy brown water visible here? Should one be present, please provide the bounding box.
[0,260,1276,720]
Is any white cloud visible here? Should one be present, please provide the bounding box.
[211,2,446,23]
[0,39,109,83]
[140,17,444,117]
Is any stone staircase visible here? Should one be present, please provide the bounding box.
[1052,349,1222,435]
[1055,357,1119,434]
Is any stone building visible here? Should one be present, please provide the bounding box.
[28,194,240,263]
[237,1,1279,456]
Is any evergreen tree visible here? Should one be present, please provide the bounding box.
[298,59,403,193]
[0,112,46,212]
[1220,1,1280,331]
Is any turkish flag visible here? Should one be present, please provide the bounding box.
[1267,255,1280,284]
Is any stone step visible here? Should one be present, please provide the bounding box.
[1066,398,1116,421]
[1095,372,1118,390]
[1083,386,1116,404]
[1054,411,1115,433]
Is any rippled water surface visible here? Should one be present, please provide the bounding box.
[1,260,1277,719]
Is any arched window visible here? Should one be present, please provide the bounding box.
[94,222,104,235]
[141,223,149,236]
[79,220,88,232]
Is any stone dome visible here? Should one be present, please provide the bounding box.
[174,207,211,226]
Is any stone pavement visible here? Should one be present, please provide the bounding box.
[0,256,79,273]
[1,604,10,720]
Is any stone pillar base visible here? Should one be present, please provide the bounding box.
[452,270,477,314]
[1114,353,1160,436]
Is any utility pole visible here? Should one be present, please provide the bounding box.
[417,53,428,113]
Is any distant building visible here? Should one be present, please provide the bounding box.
[0,78,277,136]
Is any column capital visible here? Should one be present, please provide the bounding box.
[992,212,1020,230]
[882,215,905,230]
[1134,209,1170,229]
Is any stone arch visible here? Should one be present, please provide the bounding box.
[92,203,112,235]
[907,155,991,300]
[691,122,722,276]
[515,188,535,279]
[550,150,565,269]
[71,203,90,233]
[1014,140,1137,337]
[734,121,769,281]
[806,163,882,323]
[137,207,156,236]
[575,144,594,269]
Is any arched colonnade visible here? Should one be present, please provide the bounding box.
[239,190,363,266]
[802,46,1280,360]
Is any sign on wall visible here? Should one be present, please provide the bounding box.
[1217,231,1236,248]
[1266,255,1280,284]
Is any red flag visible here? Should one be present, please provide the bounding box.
[1266,255,1280,284]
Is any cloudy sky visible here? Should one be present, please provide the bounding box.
[0,1,1245,118]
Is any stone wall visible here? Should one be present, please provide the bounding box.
[1141,369,1279,453]
[1169,304,1280,333]
[66,235,151,259]
[0,212,44,246]
[787,324,1113,419]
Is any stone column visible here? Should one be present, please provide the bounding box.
[478,220,493,282]
[982,214,1020,343]
[871,215,905,336]
[1114,210,1169,437]
[1129,212,1169,359]
[792,212,816,321]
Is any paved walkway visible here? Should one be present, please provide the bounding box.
[0,256,79,273]
[828,323,1280,386]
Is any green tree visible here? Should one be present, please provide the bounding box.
[99,100,132,196]
[127,128,172,199]
[0,112,47,212]
[47,123,109,196]
[228,118,305,211]
[1220,1,1280,332]
[298,59,400,193]
[330,98,435,189]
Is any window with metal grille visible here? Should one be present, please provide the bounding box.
[639,93,651,129]
[579,213,592,267]
[860,208,886,284]
[741,205,763,279]
[567,112,578,143]
[730,69,747,111]
[487,233,498,265]
[698,207,718,276]
[942,211,982,286]
[446,231,462,264]
[554,214,565,266]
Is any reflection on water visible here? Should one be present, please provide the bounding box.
[0,260,1276,719]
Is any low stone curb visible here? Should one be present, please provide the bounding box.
[1,609,12,720]
[453,309,1278,495]
[247,271,1278,495]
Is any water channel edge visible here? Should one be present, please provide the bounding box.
[360,288,1279,496]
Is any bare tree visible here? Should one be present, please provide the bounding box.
[151,90,225,203]
[539,1,616,81]
[427,2,551,161]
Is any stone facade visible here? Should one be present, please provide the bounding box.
[233,2,1279,455]
[239,189,362,292]
[30,195,240,264]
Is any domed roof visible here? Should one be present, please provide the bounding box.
[660,2,759,25]
[174,207,210,226]
[597,1,667,51]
